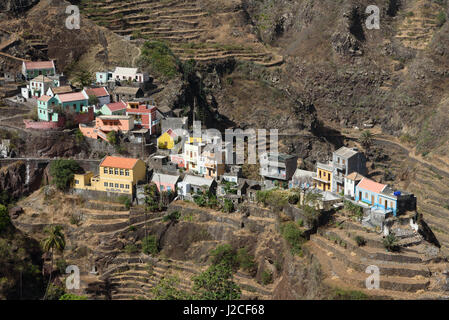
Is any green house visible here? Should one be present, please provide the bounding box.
[22,61,56,80]
[37,95,59,121]
[55,91,89,113]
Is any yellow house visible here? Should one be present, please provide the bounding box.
[157,129,178,149]
[314,162,333,192]
[74,156,146,195]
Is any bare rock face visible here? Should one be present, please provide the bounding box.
[0,0,38,15]
[0,161,46,200]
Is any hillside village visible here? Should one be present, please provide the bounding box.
[2,56,448,300]
[1,0,449,302]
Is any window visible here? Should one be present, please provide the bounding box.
[120,169,124,176]
[104,168,108,174]
[125,170,129,176]
[109,183,113,187]
[75,180,79,184]
[109,168,113,174]
[160,185,165,191]
[115,169,119,175]
[125,184,130,189]
[104,182,108,187]
[167,186,171,191]
[115,183,119,188]
[120,184,124,189]
[365,192,368,199]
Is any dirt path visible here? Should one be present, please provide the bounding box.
[339,126,449,179]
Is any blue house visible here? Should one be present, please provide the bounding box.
[355,177,398,216]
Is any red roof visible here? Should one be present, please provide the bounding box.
[105,101,127,112]
[57,92,87,103]
[100,156,140,169]
[126,105,156,114]
[38,95,52,102]
[165,129,177,138]
[85,87,109,97]
[357,177,386,193]
[24,61,54,70]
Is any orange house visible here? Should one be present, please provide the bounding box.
[79,115,134,141]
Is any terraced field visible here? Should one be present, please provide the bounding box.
[395,0,443,50]
[305,215,449,299]
[79,0,283,66]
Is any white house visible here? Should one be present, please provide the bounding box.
[178,175,216,199]
[84,87,111,109]
[344,172,365,198]
[47,85,73,97]
[111,67,149,83]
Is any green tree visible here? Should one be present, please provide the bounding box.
[49,160,82,191]
[152,276,191,300]
[210,244,239,271]
[142,235,159,256]
[42,226,66,300]
[383,233,399,252]
[74,68,93,87]
[222,199,234,213]
[46,284,65,300]
[359,130,374,149]
[107,131,118,145]
[88,95,99,106]
[192,264,241,300]
[74,129,85,145]
[280,222,305,255]
[59,293,88,300]
[144,183,162,212]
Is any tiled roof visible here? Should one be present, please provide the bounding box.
[31,75,53,83]
[334,146,359,158]
[165,129,178,138]
[357,177,386,194]
[151,173,180,185]
[51,86,72,94]
[114,67,138,77]
[24,61,54,70]
[85,87,109,97]
[105,101,127,112]
[37,95,52,102]
[183,175,214,187]
[100,156,140,169]
[57,91,87,103]
[114,86,140,95]
[345,172,364,181]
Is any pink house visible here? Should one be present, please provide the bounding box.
[170,154,185,168]
[151,173,180,193]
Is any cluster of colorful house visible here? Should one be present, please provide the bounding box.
[20,60,158,132]
[18,61,416,217]
[74,128,416,217]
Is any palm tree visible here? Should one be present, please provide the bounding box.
[359,130,374,149]
[42,225,66,300]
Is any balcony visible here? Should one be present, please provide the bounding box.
[334,175,344,183]
[260,168,287,180]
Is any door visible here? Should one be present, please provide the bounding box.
[371,195,374,205]
[359,191,362,200]
[385,200,388,209]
